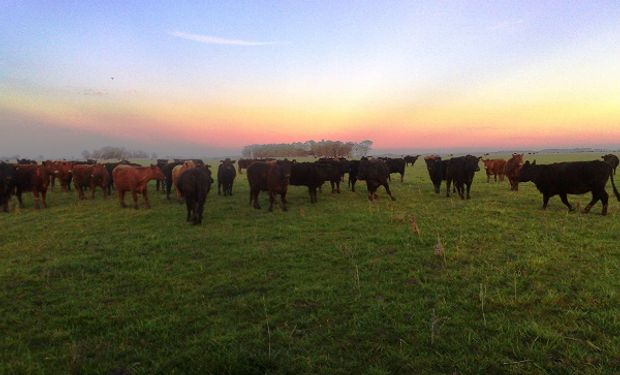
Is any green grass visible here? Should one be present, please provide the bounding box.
[1,152,619,374]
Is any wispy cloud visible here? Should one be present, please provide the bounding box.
[170,31,286,46]
[488,19,525,32]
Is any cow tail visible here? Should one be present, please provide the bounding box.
[610,167,620,201]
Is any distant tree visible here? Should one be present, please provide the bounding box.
[352,140,373,157]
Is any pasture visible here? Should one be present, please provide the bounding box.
[1,152,619,374]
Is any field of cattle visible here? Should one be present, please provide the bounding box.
[1,151,619,374]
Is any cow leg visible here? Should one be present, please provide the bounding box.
[41,189,47,208]
[143,189,151,209]
[336,181,340,193]
[185,199,192,222]
[91,182,96,199]
[542,194,550,209]
[600,190,609,215]
[132,191,139,209]
[457,183,465,200]
[384,183,396,201]
[330,181,335,193]
[308,187,315,203]
[446,179,452,197]
[268,191,275,212]
[252,189,261,209]
[559,193,573,211]
[280,192,288,211]
[2,200,8,212]
[218,181,221,195]
[400,173,403,183]
[118,191,126,208]
[466,182,472,200]
[486,172,490,183]
[15,189,24,208]
[32,190,41,209]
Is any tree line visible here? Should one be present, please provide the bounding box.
[241,140,373,158]
[82,146,155,160]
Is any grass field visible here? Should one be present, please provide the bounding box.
[1,152,619,374]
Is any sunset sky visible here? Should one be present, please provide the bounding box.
[1,1,620,158]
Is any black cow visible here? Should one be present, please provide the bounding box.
[217,158,237,196]
[0,162,16,212]
[290,162,334,203]
[446,155,481,199]
[176,166,213,224]
[358,158,395,201]
[602,154,619,175]
[155,159,169,191]
[247,160,292,211]
[518,160,620,215]
[348,160,360,192]
[162,161,183,199]
[315,160,342,193]
[424,156,449,194]
[404,155,420,167]
[378,157,406,182]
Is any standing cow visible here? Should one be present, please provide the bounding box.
[0,162,16,212]
[172,160,196,201]
[482,158,506,183]
[177,166,213,224]
[217,158,236,196]
[602,154,619,175]
[518,160,619,215]
[348,160,360,192]
[14,164,50,209]
[162,161,183,199]
[424,155,449,194]
[505,153,524,191]
[381,158,406,182]
[113,165,164,209]
[247,160,292,211]
[404,155,420,167]
[290,162,331,203]
[446,155,481,199]
[358,158,395,201]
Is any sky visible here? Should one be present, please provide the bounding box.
[1,1,620,158]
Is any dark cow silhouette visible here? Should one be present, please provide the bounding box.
[0,162,16,212]
[217,158,237,196]
[446,155,481,199]
[505,153,524,191]
[162,161,183,199]
[404,155,420,167]
[315,160,342,193]
[177,166,213,224]
[602,154,619,175]
[379,157,406,182]
[14,164,50,209]
[290,162,334,203]
[518,160,620,215]
[358,158,395,201]
[424,156,449,194]
[155,159,169,191]
[247,160,292,211]
[348,160,360,192]
[481,159,506,183]
[17,159,37,165]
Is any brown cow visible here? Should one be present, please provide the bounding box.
[247,160,292,211]
[72,164,109,199]
[482,158,507,183]
[505,153,524,191]
[14,164,50,209]
[44,161,73,191]
[172,160,196,200]
[113,165,164,209]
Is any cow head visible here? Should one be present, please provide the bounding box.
[150,165,165,181]
[518,160,539,182]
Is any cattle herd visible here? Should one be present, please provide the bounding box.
[0,153,619,224]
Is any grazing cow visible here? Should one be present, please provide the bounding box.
[14,164,50,209]
[380,158,406,182]
[217,158,237,196]
[348,160,360,192]
[315,160,342,193]
[602,154,619,175]
[172,160,197,200]
[424,156,449,194]
[518,160,620,215]
[404,155,420,167]
[290,162,333,203]
[505,153,524,191]
[0,162,16,212]
[482,158,507,183]
[177,166,213,224]
[446,155,481,199]
[358,158,395,201]
[162,161,183,199]
[112,165,164,209]
[247,160,292,211]
[155,159,169,191]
